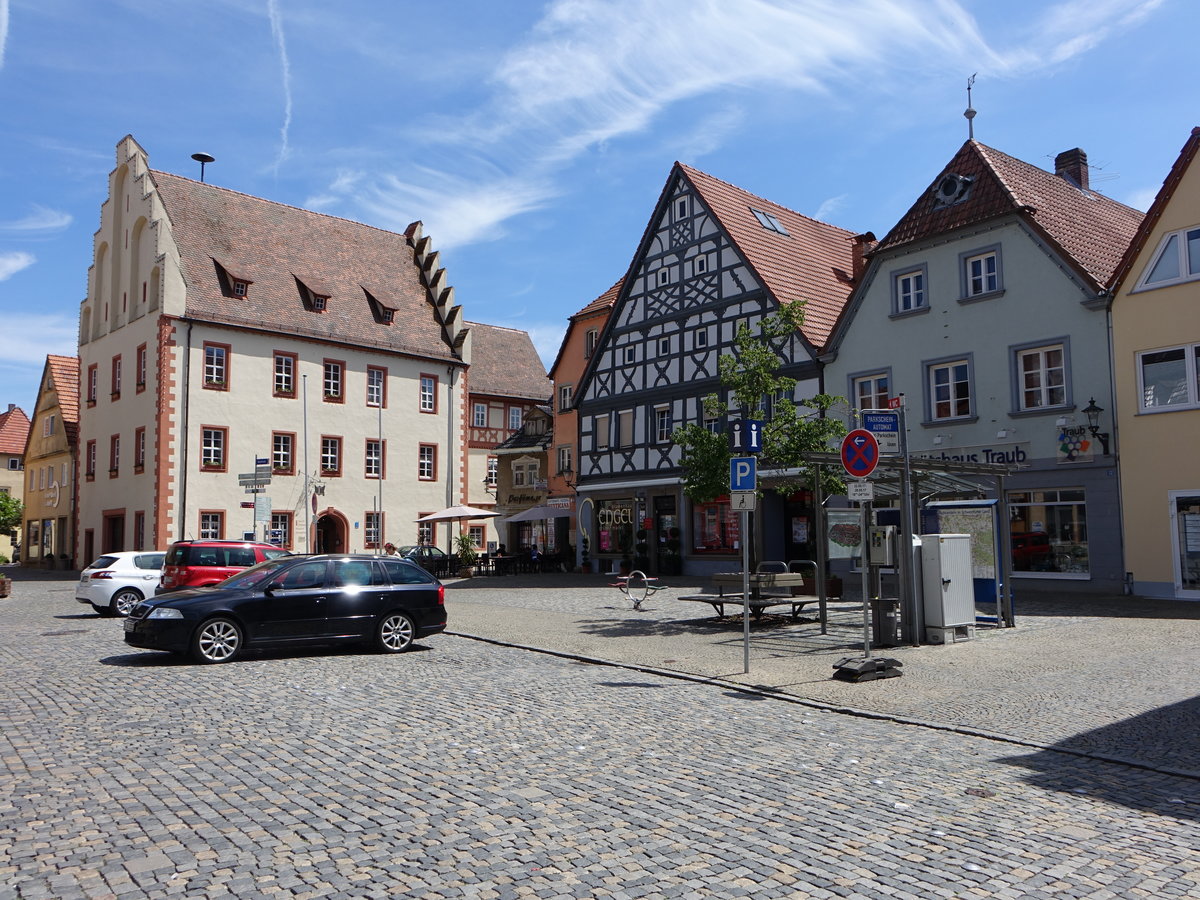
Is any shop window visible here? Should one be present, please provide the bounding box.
[692,498,739,554]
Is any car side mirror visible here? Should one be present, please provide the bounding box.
[265,580,285,594]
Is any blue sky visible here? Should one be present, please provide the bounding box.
[0,0,1195,409]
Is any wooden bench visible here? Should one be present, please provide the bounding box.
[677,593,811,620]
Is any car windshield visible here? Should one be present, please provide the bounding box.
[217,557,294,590]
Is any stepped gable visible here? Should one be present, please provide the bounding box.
[149,171,463,361]
[464,322,550,401]
[0,406,30,456]
[678,164,857,350]
[877,141,1144,291]
[46,356,81,446]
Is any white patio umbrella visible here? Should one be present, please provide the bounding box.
[415,505,501,554]
[503,504,574,523]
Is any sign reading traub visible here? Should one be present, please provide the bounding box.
[918,445,1028,465]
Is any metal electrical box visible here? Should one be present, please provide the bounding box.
[920,533,975,643]
[868,525,897,567]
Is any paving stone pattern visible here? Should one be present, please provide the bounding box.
[1,573,1198,899]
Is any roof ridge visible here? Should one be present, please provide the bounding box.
[150,169,420,242]
[462,321,532,334]
[972,140,1143,214]
[677,162,856,235]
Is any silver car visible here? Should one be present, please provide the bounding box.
[76,551,166,617]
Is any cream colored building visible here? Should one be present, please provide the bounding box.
[1110,127,1200,599]
[22,357,79,567]
[77,136,474,560]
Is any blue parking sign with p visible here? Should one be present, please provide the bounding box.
[730,456,757,491]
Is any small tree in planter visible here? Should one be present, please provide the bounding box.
[454,533,478,577]
[580,536,590,573]
[634,529,651,573]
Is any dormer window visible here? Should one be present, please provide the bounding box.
[381,308,394,325]
[233,281,248,297]
[313,295,328,311]
[751,208,789,235]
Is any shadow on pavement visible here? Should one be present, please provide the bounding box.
[1002,695,1200,819]
[1011,592,1200,620]
[102,643,437,667]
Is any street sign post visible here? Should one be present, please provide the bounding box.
[861,410,900,455]
[729,456,757,492]
[731,491,756,511]
[840,429,880,479]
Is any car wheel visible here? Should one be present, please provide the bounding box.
[110,588,143,618]
[191,617,242,664]
[91,602,113,617]
[377,612,416,653]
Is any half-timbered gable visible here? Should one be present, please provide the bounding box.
[574,162,856,574]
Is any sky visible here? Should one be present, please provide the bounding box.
[0,0,1196,410]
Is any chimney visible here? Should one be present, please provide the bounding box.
[851,232,877,282]
[1055,148,1089,190]
[5,403,13,414]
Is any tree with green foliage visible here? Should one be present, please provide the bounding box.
[0,492,23,537]
[672,303,848,503]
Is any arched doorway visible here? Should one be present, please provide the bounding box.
[314,510,347,555]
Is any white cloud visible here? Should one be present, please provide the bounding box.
[0,251,35,280]
[356,169,559,249]
[267,0,293,173]
[814,194,849,222]
[0,0,8,70]
[0,205,73,233]
[340,0,1163,249]
[0,312,76,368]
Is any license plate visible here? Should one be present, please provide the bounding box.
[123,618,136,632]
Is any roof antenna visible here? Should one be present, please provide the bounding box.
[964,74,977,140]
[191,152,215,183]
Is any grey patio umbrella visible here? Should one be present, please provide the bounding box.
[503,504,574,523]
[416,505,501,554]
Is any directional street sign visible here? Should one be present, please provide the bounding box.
[840,429,880,479]
[728,419,763,454]
[729,456,757,492]
[861,410,900,454]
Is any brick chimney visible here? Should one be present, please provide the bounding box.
[851,232,877,282]
[1055,148,1089,190]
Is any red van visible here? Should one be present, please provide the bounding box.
[159,540,290,593]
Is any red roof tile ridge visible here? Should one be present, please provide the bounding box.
[150,169,422,241]
[973,140,1143,214]
[678,162,855,234]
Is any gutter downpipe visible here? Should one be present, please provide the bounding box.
[178,321,193,539]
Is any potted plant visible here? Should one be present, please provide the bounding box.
[634,528,651,573]
[580,536,590,574]
[617,530,633,575]
[454,533,478,577]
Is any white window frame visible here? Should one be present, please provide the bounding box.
[624,346,636,365]
[852,372,890,412]
[204,344,227,385]
[200,429,223,468]
[557,445,573,476]
[894,268,926,313]
[473,402,487,428]
[366,367,385,408]
[321,437,341,474]
[366,439,383,479]
[558,385,572,412]
[199,512,223,540]
[585,329,599,359]
[961,246,1002,299]
[273,433,293,471]
[927,357,973,422]
[486,456,498,487]
[1016,343,1067,410]
[274,354,295,395]
[1137,343,1200,411]
[1135,225,1200,291]
[655,407,672,443]
[508,406,523,431]
[323,361,343,399]
[418,445,436,480]
[364,511,382,548]
[419,375,436,413]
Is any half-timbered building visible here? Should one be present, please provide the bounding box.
[573,164,857,575]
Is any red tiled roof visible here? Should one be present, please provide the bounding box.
[464,322,550,401]
[548,279,621,380]
[876,141,1144,291]
[150,171,461,362]
[1110,127,1200,294]
[0,406,30,456]
[46,355,81,447]
[678,164,857,350]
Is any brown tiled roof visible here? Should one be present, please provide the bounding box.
[548,279,621,380]
[46,355,81,447]
[1110,127,1200,294]
[465,322,550,401]
[0,406,30,456]
[150,171,461,362]
[876,141,1144,291]
[678,164,857,350]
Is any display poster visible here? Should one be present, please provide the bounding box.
[792,516,809,544]
[826,510,861,559]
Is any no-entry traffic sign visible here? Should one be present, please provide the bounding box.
[840,429,880,478]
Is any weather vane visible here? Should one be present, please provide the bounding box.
[965,74,977,140]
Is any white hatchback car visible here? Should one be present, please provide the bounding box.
[76,551,166,617]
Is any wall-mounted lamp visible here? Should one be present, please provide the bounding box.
[561,466,579,492]
[482,474,497,495]
[1082,398,1111,455]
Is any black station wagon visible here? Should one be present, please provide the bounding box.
[124,554,446,664]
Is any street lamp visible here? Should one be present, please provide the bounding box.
[1082,398,1110,455]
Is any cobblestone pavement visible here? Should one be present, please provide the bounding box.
[1,571,1198,899]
